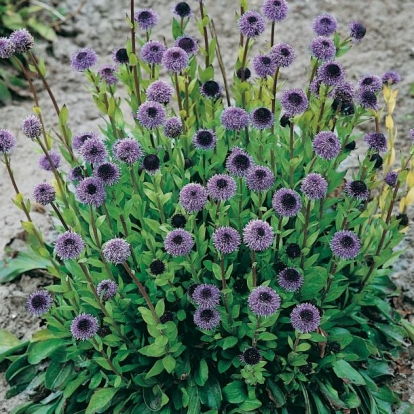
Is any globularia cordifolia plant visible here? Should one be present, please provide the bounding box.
[1,0,414,412]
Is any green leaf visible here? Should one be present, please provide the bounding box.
[332,360,366,385]
[27,18,57,41]
[0,329,20,354]
[222,336,238,350]
[223,380,247,404]
[85,387,118,414]
[145,360,165,379]
[162,354,176,374]
[194,358,208,386]
[27,339,65,365]
[266,379,286,407]
[199,376,222,409]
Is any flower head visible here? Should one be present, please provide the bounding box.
[27,290,53,316]
[286,243,301,258]
[317,61,345,86]
[70,313,99,341]
[330,81,355,103]
[0,37,15,58]
[33,183,56,205]
[149,259,166,275]
[172,2,192,18]
[79,137,108,164]
[171,214,187,228]
[246,165,275,192]
[313,13,337,36]
[349,21,366,42]
[236,67,251,80]
[238,11,266,38]
[164,229,194,256]
[179,183,208,213]
[357,89,378,111]
[10,29,34,54]
[250,107,274,129]
[193,284,221,308]
[174,35,198,55]
[162,47,189,72]
[262,0,288,22]
[113,138,143,164]
[278,268,304,291]
[75,177,106,207]
[290,303,321,333]
[163,117,183,139]
[270,43,295,68]
[409,129,414,142]
[98,65,118,85]
[70,48,98,71]
[39,151,61,171]
[313,131,341,160]
[141,41,166,65]
[252,54,277,78]
[112,47,129,64]
[384,171,398,187]
[54,231,85,260]
[207,174,237,201]
[272,188,302,216]
[248,286,281,316]
[226,147,254,177]
[136,101,166,129]
[22,115,42,139]
[330,230,361,260]
[97,280,118,301]
[344,180,369,200]
[221,107,249,130]
[212,226,241,254]
[134,8,158,31]
[280,89,308,116]
[102,238,130,264]
[94,162,121,186]
[382,71,401,85]
[358,74,382,93]
[194,308,221,330]
[0,129,16,153]
[68,166,84,182]
[72,132,98,151]
[146,80,174,104]
[192,129,217,151]
[243,219,274,251]
[142,154,161,174]
[309,36,336,61]
[200,80,221,99]
[301,173,328,200]
[364,132,388,152]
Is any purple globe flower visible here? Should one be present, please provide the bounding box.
[112,47,129,64]
[193,284,221,308]
[192,129,217,151]
[79,137,108,164]
[301,173,328,200]
[272,188,302,217]
[309,76,323,97]
[70,48,98,72]
[149,259,166,276]
[330,230,361,260]
[278,268,304,292]
[68,166,84,182]
[163,117,183,139]
[382,71,401,85]
[330,81,355,103]
[344,180,369,200]
[317,61,345,86]
[200,80,222,99]
[262,0,288,22]
[246,165,275,192]
[27,290,53,316]
[250,107,274,129]
[102,238,131,264]
[290,303,321,333]
[349,21,366,42]
[172,2,192,18]
[240,347,261,365]
[409,129,414,142]
[226,147,254,177]
[146,80,174,104]
[39,151,61,171]
[0,129,16,153]
[0,37,15,58]
[70,313,99,341]
[280,89,308,116]
[22,115,42,139]
[75,177,106,207]
[309,36,336,61]
[179,183,208,213]
[364,132,388,152]
[236,67,251,80]
[357,89,378,111]
[238,10,266,38]
[194,308,221,330]
[207,174,237,201]
[313,13,338,36]
[134,8,159,31]
[33,183,56,205]
[252,54,277,78]
[98,65,118,85]
[72,132,99,151]
[9,29,34,54]
[248,286,281,316]
[54,231,85,260]
[162,47,189,72]
[243,219,274,252]
[113,138,143,164]
[358,74,382,93]
[384,171,398,187]
[93,162,120,186]
[269,43,295,68]
[212,226,241,254]
[174,35,198,55]
[136,101,166,130]
[164,229,194,256]
[141,41,166,65]
[97,279,118,301]
[221,107,249,130]
[142,154,161,174]
[313,131,341,160]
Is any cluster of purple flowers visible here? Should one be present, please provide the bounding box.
[192,284,222,330]
[0,28,34,58]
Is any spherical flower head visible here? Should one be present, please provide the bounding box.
[79,137,108,164]
[238,10,266,38]
[146,80,174,104]
[313,131,341,160]
[236,67,251,80]
[193,284,221,309]
[262,0,288,22]
[54,231,85,260]
[174,35,198,56]
[149,259,166,275]
[200,80,221,99]
[142,154,161,174]
[344,180,369,200]
[171,214,187,228]
[72,132,99,151]
[252,54,277,78]
[112,47,129,64]
[213,226,241,254]
[163,117,182,139]
[93,162,120,186]
[330,230,361,260]
[246,165,275,192]
[71,313,99,341]
[286,243,301,258]
[192,129,217,151]
[39,151,61,171]
[358,74,382,93]
[243,219,274,252]
[240,347,261,365]
[309,76,323,98]
[221,107,249,130]
[370,153,383,169]
[173,2,192,18]
[357,89,378,111]
[10,29,34,54]
[309,36,336,61]
[269,43,295,68]
[134,8,158,31]
[97,279,118,301]
[68,166,84,182]
[278,268,304,292]
[301,173,328,200]
[226,147,254,177]
[75,177,106,207]
[27,290,53,316]
[113,138,143,164]
[136,101,166,130]
[207,174,237,201]
[194,308,221,330]
[384,171,398,187]
[280,89,308,116]
[33,182,56,205]
[179,183,208,213]
[272,188,302,217]
[313,13,338,36]
[250,107,274,129]
[317,61,345,86]
[102,238,130,264]
[98,65,118,85]
[141,41,166,65]
[0,37,15,59]
[164,229,194,256]
[22,115,42,139]
[162,47,189,73]
[349,21,366,42]
[330,81,355,103]
[290,303,321,333]
[248,286,281,317]
[382,71,401,85]
[70,48,97,71]
[0,129,16,153]
[364,132,388,152]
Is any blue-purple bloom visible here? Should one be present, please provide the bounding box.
[162,47,189,72]
[134,8,159,31]
[163,117,183,138]
[98,65,118,85]
[194,308,221,330]
[313,131,341,160]
[384,171,398,187]
[192,129,217,150]
[252,54,277,78]
[243,219,274,251]
[112,47,129,64]
[27,290,53,316]
[200,80,221,99]
[75,177,106,207]
[72,132,99,151]
[250,107,274,129]
[146,80,174,104]
[174,35,198,55]
[313,13,337,36]
[248,286,281,316]
[113,138,143,164]
[22,115,42,139]
[221,107,249,130]
[358,74,382,93]
[97,279,118,301]
[364,132,388,152]
[54,231,85,260]
[246,166,275,192]
[94,162,121,186]
[344,180,369,200]
[207,174,237,201]
[0,37,15,59]
[238,11,266,38]
[309,36,336,61]
[0,129,16,153]
[172,2,192,18]
[269,43,295,68]
[290,303,321,333]
[225,147,254,177]
[278,268,304,292]
[179,183,208,212]
[39,151,61,171]
[317,61,345,86]
[70,313,99,341]
[382,71,401,85]
[79,137,108,164]
[102,238,130,264]
[141,41,166,65]
[33,183,56,205]
[280,89,308,116]
[262,0,288,22]
[164,229,195,256]
[212,226,241,254]
[192,284,221,308]
[301,173,328,200]
[70,48,98,71]
[357,89,378,111]
[9,29,34,54]
[68,166,84,182]
[136,101,166,129]
[330,81,355,103]
[349,21,366,42]
[330,230,361,260]
[272,188,302,217]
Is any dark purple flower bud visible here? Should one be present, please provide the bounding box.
[344,180,369,200]
[97,279,118,301]
[262,0,288,22]
[313,13,338,36]
[200,80,221,99]
[75,177,106,207]
[233,278,248,294]
[309,36,336,61]
[192,129,217,150]
[370,153,383,168]
[112,47,129,64]
[384,171,398,187]
[22,115,42,139]
[162,47,189,72]
[269,43,295,68]
[286,243,301,258]
[113,138,143,164]
[79,137,108,164]
[171,213,186,228]
[290,303,321,333]
[0,37,15,58]
[240,347,261,365]
[349,21,366,42]
[357,89,378,111]
[54,231,85,260]
[141,41,166,65]
[358,74,382,93]
[207,174,237,201]
[272,188,302,217]
[226,147,254,177]
[142,154,160,174]
[0,129,16,153]
[280,113,291,128]
[39,151,61,171]
[164,117,183,139]
[364,132,387,153]
[252,54,277,78]
[236,67,251,80]
[172,2,192,18]
[174,35,198,55]
[194,308,221,330]
[396,213,409,227]
[248,285,281,316]
[179,183,208,213]
[10,29,34,54]
[301,173,328,200]
[70,48,98,72]
[250,107,274,129]
[243,219,274,251]
[70,313,99,341]
[102,238,130,264]
[278,267,304,292]
[98,65,118,85]
[317,61,345,86]
[160,311,175,323]
[330,230,361,260]
[136,101,166,130]
[94,162,120,186]
[68,166,85,182]
[313,131,341,160]
[33,183,56,205]
[72,132,98,151]
[246,165,275,192]
[164,229,194,256]
[345,140,356,151]
[134,8,159,31]
[150,259,166,275]
[280,89,308,116]
[212,226,241,254]
[238,10,266,38]
[27,290,53,316]
[221,107,249,130]
[382,71,401,85]
[146,80,174,104]
[193,284,221,308]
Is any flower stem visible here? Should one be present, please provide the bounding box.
[199,1,210,67]
[251,250,257,287]
[50,201,69,231]
[130,0,141,106]
[289,121,295,187]
[300,199,312,269]
[220,256,234,330]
